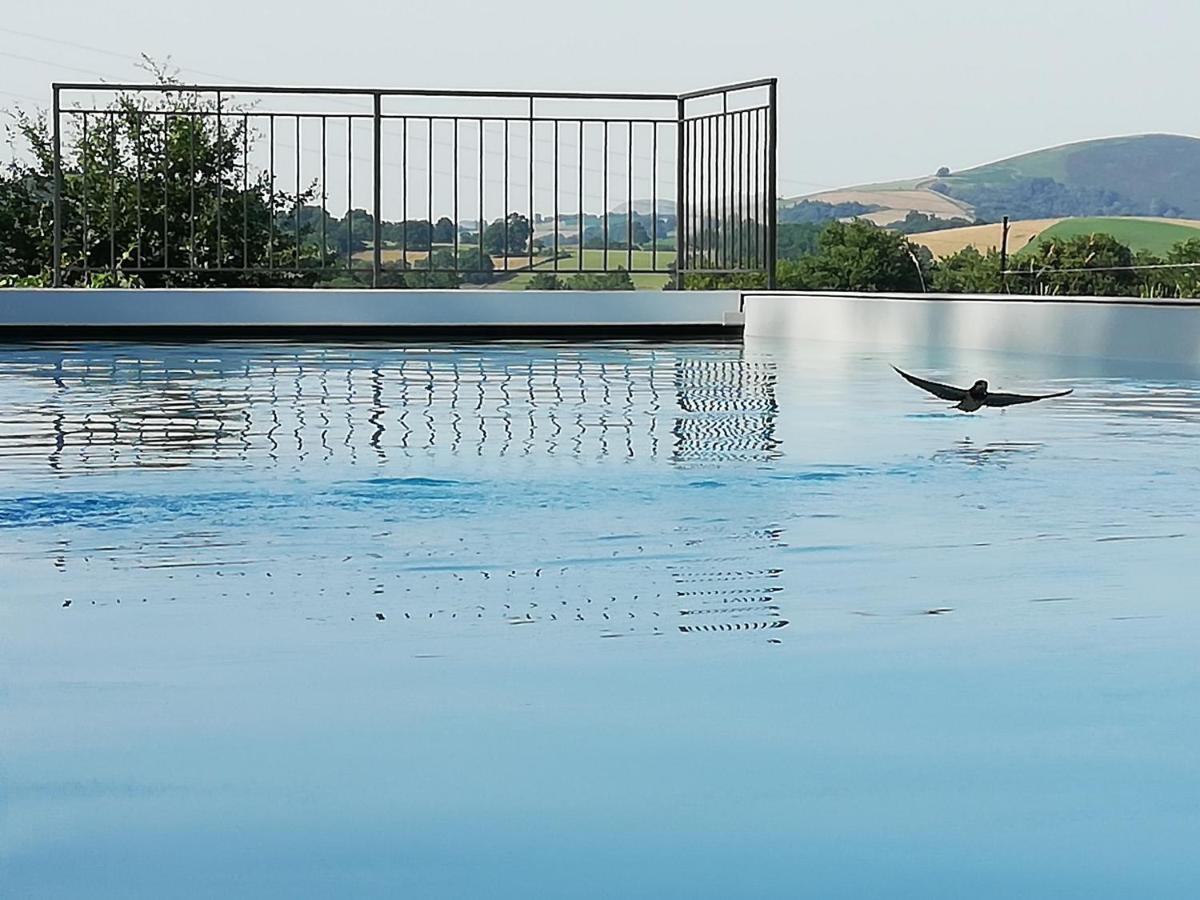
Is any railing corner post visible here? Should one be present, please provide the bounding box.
[674,96,686,291]
[766,78,778,291]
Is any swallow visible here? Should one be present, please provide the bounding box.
[892,366,1072,412]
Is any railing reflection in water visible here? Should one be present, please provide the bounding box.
[0,345,780,473]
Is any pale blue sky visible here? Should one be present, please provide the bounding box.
[2,0,1195,195]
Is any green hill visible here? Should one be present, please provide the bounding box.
[931,134,1200,221]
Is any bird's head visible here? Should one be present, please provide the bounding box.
[971,379,989,397]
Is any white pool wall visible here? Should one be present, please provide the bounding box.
[743,292,1200,365]
[0,288,743,331]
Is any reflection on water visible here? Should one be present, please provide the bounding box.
[0,345,780,474]
[0,343,787,645]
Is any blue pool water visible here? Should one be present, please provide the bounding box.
[1,339,1198,898]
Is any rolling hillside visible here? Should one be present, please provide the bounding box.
[785,134,1200,226]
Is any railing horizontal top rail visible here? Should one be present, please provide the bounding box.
[54,78,778,104]
[677,78,777,101]
[54,82,683,102]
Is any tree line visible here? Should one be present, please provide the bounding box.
[682,219,1200,298]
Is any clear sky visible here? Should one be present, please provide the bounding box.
[2,0,1196,196]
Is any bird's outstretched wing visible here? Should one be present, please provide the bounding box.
[985,389,1073,407]
[891,366,967,401]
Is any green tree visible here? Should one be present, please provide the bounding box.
[432,217,456,244]
[456,248,494,285]
[1143,238,1200,298]
[527,271,562,290]
[402,247,460,287]
[482,213,530,256]
[2,79,318,286]
[777,222,824,261]
[1011,233,1139,296]
[930,246,1003,293]
[778,220,930,292]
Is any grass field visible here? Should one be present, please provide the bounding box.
[347,246,677,289]
[909,217,1200,259]
[1019,217,1200,256]
[489,248,675,291]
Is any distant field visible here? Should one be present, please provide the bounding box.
[909,217,1200,259]
[1020,217,1200,256]
[563,248,676,271]
[489,248,675,291]
[352,247,542,271]
[909,219,1061,258]
[786,187,973,227]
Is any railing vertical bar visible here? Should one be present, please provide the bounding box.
[295,114,302,274]
[135,110,142,270]
[427,117,433,271]
[320,115,327,270]
[189,110,196,271]
[216,93,223,269]
[651,121,657,273]
[694,114,701,273]
[268,114,275,273]
[738,109,745,270]
[401,116,407,273]
[578,121,584,272]
[164,113,170,272]
[52,84,62,286]
[503,118,509,272]
[720,106,729,267]
[696,116,703,274]
[553,119,559,273]
[372,92,382,287]
[603,121,608,270]
[242,114,248,270]
[81,113,89,281]
[479,117,485,276]
[346,116,353,273]
[700,116,710,271]
[627,122,633,274]
[751,109,759,268]
[761,105,768,271]
[693,116,700,275]
[528,97,534,273]
[720,96,727,271]
[767,78,778,289]
[109,111,116,276]
[453,118,459,270]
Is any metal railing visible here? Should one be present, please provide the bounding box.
[50,79,777,289]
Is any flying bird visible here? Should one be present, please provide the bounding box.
[892,366,1072,412]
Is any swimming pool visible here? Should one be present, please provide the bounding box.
[2,339,1198,897]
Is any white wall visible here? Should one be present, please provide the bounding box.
[743,292,1200,365]
[0,289,742,329]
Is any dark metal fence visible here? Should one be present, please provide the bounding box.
[50,79,777,289]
